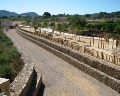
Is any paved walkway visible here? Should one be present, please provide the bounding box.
[6,29,120,96]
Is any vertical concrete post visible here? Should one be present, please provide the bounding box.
[96,51,99,58]
[83,46,85,53]
[101,52,104,60]
[113,55,116,64]
[106,54,108,61]
[112,39,114,49]
[103,40,105,49]
[93,36,94,46]
[98,37,100,48]
[101,38,102,49]
[90,38,91,46]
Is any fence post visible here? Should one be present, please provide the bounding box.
[101,52,104,60]
[113,55,116,64]
[91,49,94,56]
[83,46,85,53]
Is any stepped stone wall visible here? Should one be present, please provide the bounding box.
[4,28,42,96]
[33,73,42,96]
[17,28,120,93]
[10,43,35,96]
[17,28,120,79]
[9,43,42,96]
[4,28,35,96]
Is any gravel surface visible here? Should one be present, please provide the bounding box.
[6,29,120,96]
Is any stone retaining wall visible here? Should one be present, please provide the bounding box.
[10,43,35,96]
[19,27,120,65]
[4,28,35,96]
[17,28,120,93]
[33,74,42,96]
[17,28,120,79]
[4,28,42,96]
[9,43,42,96]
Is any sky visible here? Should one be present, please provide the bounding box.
[0,0,120,15]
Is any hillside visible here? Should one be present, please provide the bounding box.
[0,10,18,17]
[20,12,39,17]
[0,10,39,17]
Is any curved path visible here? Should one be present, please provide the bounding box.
[6,29,120,96]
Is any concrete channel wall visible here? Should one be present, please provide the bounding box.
[17,28,120,93]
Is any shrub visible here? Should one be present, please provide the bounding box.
[0,65,16,82]
[0,26,24,82]
[8,47,20,58]
[0,54,10,64]
[6,41,13,45]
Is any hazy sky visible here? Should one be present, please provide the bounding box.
[0,0,120,15]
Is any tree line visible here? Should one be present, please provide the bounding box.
[29,13,120,46]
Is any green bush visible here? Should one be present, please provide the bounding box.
[1,36,13,45]
[6,41,13,45]
[0,54,10,64]
[0,27,23,82]
[0,65,16,81]
[8,47,20,58]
